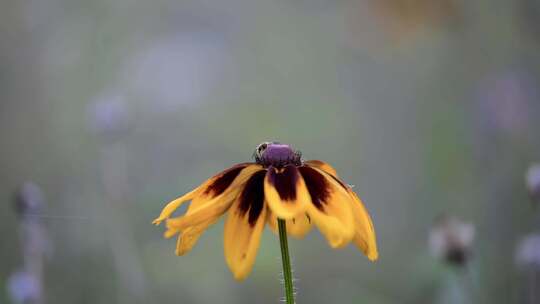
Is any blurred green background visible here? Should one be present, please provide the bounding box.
[2,0,540,303]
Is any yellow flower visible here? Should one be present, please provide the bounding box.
[153,142,378,280]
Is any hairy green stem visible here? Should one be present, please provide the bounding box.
[278,219,295,304]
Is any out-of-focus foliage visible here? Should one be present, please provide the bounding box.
[1,0,540,303]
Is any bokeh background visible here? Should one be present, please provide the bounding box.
[2,0,540,303]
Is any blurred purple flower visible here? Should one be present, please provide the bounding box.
[7,271,42,304]
[516,234,540,269]
[526,163,540,205]
[14,182,45,218]
[87,93,132,143]
[476,70,535,137]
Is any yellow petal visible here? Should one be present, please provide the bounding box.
[299,166,355,248]
[172,183,241,254]
[304,162,378,260]
[224,197,267,281]
[304,160,338,177]
[153,163,258,225]
[264,165,309,219]
[165,164,264,233]
[152,187,200,225]
[165,193,225,254]
[267,210,312,238]
[164,188,234,230]
[174,217,218,256]
[167,189,225,252]
[348,191,378,261]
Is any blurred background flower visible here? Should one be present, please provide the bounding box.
[526,164,540,206]
[516,234,540,269]
[429,215,475,267]
[515,234,540,304]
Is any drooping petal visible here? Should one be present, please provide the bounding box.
[348,191,378,261]
[299,166,355,248]
[153,188,200,225]
[267,210,312,238]
[170,189,224,255]
[164,186,239,236]
[264,165,309,219]
[304,160,339,177]
[163,196,218,239]
[153,163,255,225]
[170,191,226,255]
[224,171,267,280]
[304,162,378,259]
[305,159,378,259]
[165,164,264,233]
[174,217,217,256]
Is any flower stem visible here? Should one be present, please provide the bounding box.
[278,219,295,304]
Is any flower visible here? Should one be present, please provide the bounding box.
[153,142,378,280]
[429,215,475,267]
[14,182,45,218]
[526,163,540,205]
[515,234,540,270]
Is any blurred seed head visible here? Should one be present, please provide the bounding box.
[515,234,540,269]
[13,182,45,217]
[429,215,475,267]
[526,163,540,205]
[87,93,133,143]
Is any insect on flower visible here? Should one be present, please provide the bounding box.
[153,142,378,280]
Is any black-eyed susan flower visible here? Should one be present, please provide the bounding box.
[153,142,378,280]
